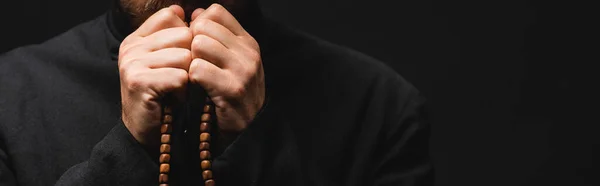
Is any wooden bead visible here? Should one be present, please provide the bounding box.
[201,160,211,170]
[203,105,212,112]
[163,106,172,114]
[200,150,211,160]
[199,142,210,150]
[200,133,211,142]
[160,124,172,134]
[205,179,215,186]
[202,170,213,180]
[163,115,173,124]
[160,144,171,153]
[160,164,170,173]
[159,154,171,163]
[161,134,171,144]
[201,113,211,122]
[159,173,169,183]
[200,122,210,132]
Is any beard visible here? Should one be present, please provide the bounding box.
[122,0,218,26]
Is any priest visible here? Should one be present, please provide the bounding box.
[0,0,433,185]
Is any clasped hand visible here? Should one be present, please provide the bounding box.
[118,4,265,146]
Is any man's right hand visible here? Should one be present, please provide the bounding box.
[118,5,193,147]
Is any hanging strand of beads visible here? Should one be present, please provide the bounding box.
[200,97,215,186]
[159,102,173,186]
[158,96,216,186]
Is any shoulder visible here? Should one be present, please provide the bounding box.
[0,13,114,118]
[262,20,420,102]
[0,13,112,72]
[0,13,112,86]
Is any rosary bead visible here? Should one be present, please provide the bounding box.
[163,115,172,124]
[202,170,213,180]
[200,150,211,160]
[161,134,171,144]
[201,113,211,122]
[205,179,215,186]
[200,133,211,142]
[160,164,170,173]
[201,160,211,170]
[203,105,212,112]
[160,144,171,153]
[200,122,210,132]
[159,174,169,183]
[160,124,172,134]
[159,154,170,163]
[199,142,210,150]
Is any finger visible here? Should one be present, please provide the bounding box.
[128,68,188,97]
[195,3,247,36]
[134,48,192,70]
[143,27,193,51]
[190,18,239,49]
[191,35,234,68]
[188,58,231,93]
[191,8,205,21]
[133,5,186,37]
[148,68,189,101]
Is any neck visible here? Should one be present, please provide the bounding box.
[119,0,261,29]
[108,0,264,42]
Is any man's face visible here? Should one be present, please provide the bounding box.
[122,0,243,24]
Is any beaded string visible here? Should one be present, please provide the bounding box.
[159,103,173,186]
[200,97,215,186]
[159,97,216,186]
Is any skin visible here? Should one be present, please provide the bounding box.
[118,0,265,147]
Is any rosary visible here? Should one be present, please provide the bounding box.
[156,19,218,186]
[159,96,216,186]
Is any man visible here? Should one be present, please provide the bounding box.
[0,0,433,185]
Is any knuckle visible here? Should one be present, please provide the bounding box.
[118,47,134,61]
[119,42,145,62]
[140,93,154,104]
[181,49,193,64]
[243,65,258,81]
[192,19,209,33]
[229,82,246,98]
[192,35,211,49]
[118,57,136,73]
[249,60,262,76]
[176,27,194,40]
[241,36,258,47]
[187,60,201,81]
[176,70,189,81]
[174,70,189,86]
[124,71,145,91]
[246,50,261,63]
[120,37,131,49]
[156,8,178,23]
[209,3,226,14]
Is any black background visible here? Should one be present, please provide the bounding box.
[0,0,597,185]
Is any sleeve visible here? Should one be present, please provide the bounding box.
[370,76,434,186]
[54,120,158,186]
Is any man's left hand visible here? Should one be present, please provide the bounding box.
[188,4,265,132]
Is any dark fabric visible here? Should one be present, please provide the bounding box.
[0,5,433,186]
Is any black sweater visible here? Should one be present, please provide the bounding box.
[0,6,433,186]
